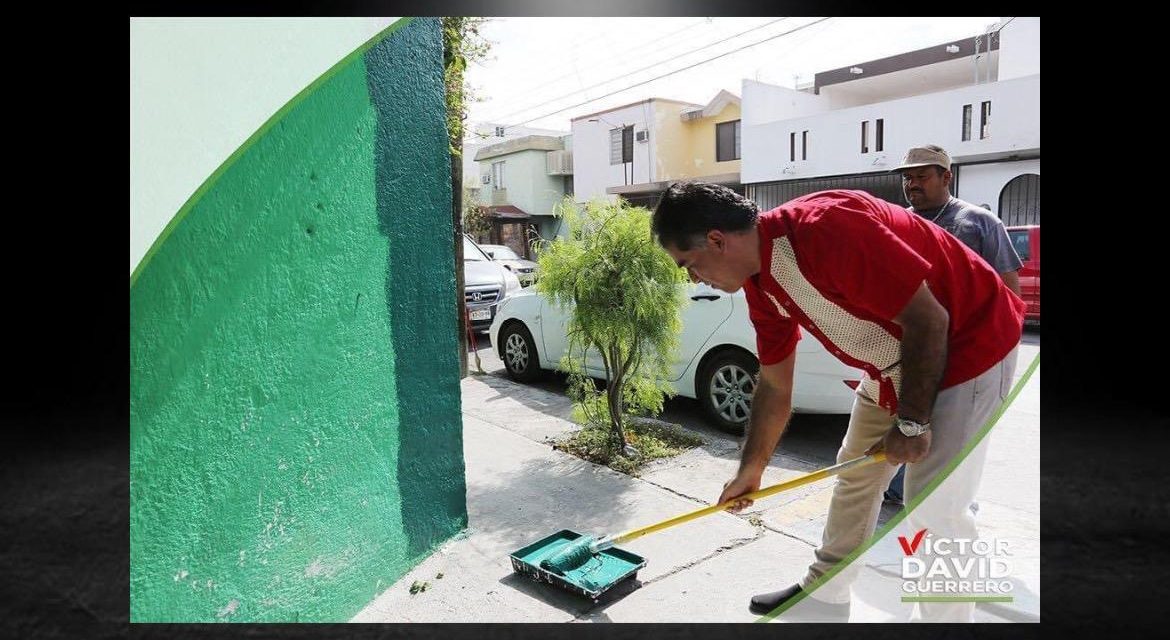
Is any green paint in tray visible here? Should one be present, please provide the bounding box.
[509,529,646,601]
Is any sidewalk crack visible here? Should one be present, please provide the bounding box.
[636,530,766,587]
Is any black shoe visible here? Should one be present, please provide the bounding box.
[750,584,803,614]
[749,584,851,619]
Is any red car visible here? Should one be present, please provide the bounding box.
[1007,225,1040,324]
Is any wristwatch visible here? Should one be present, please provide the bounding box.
[895,416,931,437]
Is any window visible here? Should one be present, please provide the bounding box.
[876,119,884,152]
[491,161,505,190]
[980,101,992,139]
[494,126,506,137]
[716,120,741,161]
[802,130,808,160]
[861,121,870,154]
[962,104,973,141]
[999,174,1041,226]
[610,126,633,165]
[463,236,489,261]
[790,132,796,162]
[1009,230,1030,261]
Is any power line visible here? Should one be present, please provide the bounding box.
[502,17,832,132]
[487,17,790,125]
[485,18,791,125]
[488,17,714,104]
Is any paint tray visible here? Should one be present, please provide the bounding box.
[509,529,647,600]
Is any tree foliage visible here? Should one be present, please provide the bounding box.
[536,198,688,455]
[462,188,491,241]
[443,17,491,377]
[441,17,491,160]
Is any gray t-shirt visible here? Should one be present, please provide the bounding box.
[910,197,1023,273]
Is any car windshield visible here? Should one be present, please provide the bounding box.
[1009,230,1031,261]
[488,246,521,260]
[463,237,490,261]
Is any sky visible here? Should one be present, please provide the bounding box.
[465,17,1002,137]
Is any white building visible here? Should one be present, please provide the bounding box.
[741,17,1039,225]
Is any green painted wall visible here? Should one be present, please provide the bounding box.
[129,18,465,622]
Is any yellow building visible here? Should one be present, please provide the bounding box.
[570,90,742,208]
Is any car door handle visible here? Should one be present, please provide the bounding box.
[690,295,721,301]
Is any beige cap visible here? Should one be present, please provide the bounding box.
[894,146,951,172]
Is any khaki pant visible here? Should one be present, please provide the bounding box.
[798,347,1018,622]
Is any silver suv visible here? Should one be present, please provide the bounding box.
[463,235,522,332]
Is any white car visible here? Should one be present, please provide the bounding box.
[479,244,539,287]
[488,283,862,434]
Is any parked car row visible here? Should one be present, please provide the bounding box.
[469,224,1035,432]
[488,283,863,434]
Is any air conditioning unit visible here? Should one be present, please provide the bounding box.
[635,130,649,143]
[481,174,491,184]
[546,150,573,175]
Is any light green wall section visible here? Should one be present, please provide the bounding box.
[130,17,398,274]
[480,149,566,215]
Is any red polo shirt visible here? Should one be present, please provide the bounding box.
[742,190,1025,413]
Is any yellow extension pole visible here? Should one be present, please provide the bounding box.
[610,452,888,547]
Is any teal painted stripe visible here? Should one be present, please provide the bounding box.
[902,596,1014,603]
[364,18,467,563]
[130,17,414,290]
[756,351,1041,622]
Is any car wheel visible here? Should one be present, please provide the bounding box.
[500,322,544,383]
[698,349,758,435]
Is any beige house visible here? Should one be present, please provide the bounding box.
[570,90,743,209]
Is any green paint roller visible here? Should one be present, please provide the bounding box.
[540,452,886,575]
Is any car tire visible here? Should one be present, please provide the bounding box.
[697,348,758,436]
[500,322,544,383]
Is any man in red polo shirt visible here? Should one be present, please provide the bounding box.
[651,182,1024,622]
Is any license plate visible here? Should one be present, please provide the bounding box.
[470,308,491,321]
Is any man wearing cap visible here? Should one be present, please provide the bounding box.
[898,144,1022,293]
[651,182,1024,622]
[882,145,1024,507]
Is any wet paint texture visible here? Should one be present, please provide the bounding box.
[511,530,645,599]
[130,19,465,622]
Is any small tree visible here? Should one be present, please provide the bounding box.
[536,198,688,456]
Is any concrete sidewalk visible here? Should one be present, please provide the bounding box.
[353,343,1039,623]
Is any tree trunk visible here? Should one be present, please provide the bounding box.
[453,151,467,379]
[607,345,627,454]
[444,17,469,379]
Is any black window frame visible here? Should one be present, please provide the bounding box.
[716,119,741,162]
